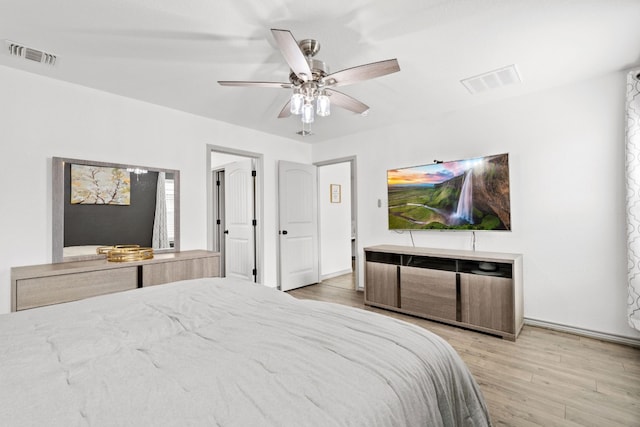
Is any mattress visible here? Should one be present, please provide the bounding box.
[0,277,491,426]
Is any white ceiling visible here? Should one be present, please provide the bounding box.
[1,0,639,143]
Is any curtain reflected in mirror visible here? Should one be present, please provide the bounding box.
[52,157,180,262]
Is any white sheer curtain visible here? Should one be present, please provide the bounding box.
[152,172,169,249]
[625,69,640,331]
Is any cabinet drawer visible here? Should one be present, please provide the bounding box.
[16,267,138,310]
[142,257,220,286]
[400,266,457,321]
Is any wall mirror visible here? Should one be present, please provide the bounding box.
[52,157,180,262]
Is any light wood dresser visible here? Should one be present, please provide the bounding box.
[11,250,220,311]
[364,245,523,341]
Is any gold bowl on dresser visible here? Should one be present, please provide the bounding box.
[96,245,154,262]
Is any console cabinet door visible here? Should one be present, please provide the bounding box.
[460,273,514,333]
[365,262,398,307]
[400,266,457,321]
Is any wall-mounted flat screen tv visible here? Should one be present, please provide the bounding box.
[387,153,511,230]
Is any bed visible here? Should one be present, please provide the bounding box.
[0,277,491,426]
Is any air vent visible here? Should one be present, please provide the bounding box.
[5,40,57,66]
[461,64,521,94]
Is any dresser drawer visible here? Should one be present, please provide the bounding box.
[142,257,220,286]
[16,267,138,310]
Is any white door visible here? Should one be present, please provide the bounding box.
[278,161,319,291]
[225,160,255,281]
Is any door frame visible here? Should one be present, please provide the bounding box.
[206,144,264,285]
[314,156,359,291]
[212,168,226,277]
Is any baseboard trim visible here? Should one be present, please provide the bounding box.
[524,317,640,348]
[320,269,353,281]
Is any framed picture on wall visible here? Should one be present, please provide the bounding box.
[330,184,341,203]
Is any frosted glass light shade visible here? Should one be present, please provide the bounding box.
[316,94,330,117]
[290,92,304,115]
[301,103,314,124]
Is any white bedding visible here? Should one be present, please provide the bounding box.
[0,277,491,426]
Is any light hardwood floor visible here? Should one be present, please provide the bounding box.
[288,277,640,427]
[319,271,355,290]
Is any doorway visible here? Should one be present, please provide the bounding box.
[315,157,358,291]
[207,145,263,284]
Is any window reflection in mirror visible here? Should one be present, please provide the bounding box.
[52,157,180,262]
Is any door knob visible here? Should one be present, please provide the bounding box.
[281,230,288,235]
[224,230,229,234]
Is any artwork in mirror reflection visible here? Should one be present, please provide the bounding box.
[53,157,179,261]
[70,164,131,205]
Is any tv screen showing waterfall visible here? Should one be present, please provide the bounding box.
[387,153,511,230]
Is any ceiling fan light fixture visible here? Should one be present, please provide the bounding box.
[218,29,401,136]
[301,102,314,124]
[316,92,330,117]
[290,90,304,115]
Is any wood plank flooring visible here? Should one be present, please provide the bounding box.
[288,278,640,427]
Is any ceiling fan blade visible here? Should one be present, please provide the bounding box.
[271,29,312,82]
[324,59,400,88]
[278,100,292,118]
[326,89,370,114]
[218,81,292,88]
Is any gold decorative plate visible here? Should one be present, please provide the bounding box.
[96,245,154,262]
[107,247,154,262]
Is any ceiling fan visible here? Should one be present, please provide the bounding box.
[218,29,400,135]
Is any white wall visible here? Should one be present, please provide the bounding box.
[4,63,637,341]
[313,70,640,340]
[318,162,352,279]
[0,65,312,314]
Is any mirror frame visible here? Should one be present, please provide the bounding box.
[52,157,180,263]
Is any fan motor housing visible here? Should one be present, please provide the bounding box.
[289,58,329,86]
[298,39,321,57]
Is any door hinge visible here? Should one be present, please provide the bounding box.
[216,219,221,225]
[252,268,257,276]
[251,170,257,177]
[252,219,257,226]
[216,180,220,186]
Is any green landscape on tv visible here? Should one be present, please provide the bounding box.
[387,153,511,231]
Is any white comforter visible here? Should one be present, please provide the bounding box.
[0,277,491,426]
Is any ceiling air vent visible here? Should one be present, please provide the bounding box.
[5,40,57,66]
[461,64,521,94]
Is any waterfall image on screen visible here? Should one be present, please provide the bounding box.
[387,153,511,230]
